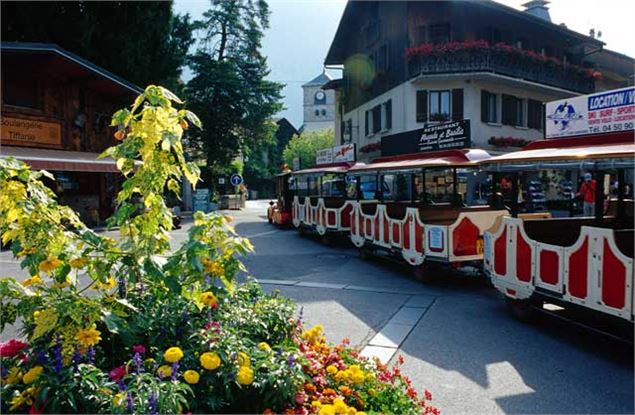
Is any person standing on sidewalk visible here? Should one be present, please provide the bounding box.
[577,172,596,216]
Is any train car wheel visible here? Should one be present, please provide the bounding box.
[505,298,536,323]
[359,248,372,260]
[412,262,438,283]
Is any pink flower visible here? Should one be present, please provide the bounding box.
[0,339,28,358]
[132,345,146,355]
[109,365,127,381]
[295,392,307,404]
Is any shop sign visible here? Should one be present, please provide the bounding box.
[545,87,635,138]
[1,116,62,148]
[316,144,356,165]
[381,120,471,157]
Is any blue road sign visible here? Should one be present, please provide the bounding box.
[230,173,243,186]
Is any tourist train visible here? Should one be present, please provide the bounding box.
[267,88,635,330]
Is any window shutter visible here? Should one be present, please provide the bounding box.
[386,100,392,130]
[502,94,515,126]
[372,105,382,133]
[452,89,463,121]
[481,90,489,123]
[527,99,537,129]
[416,90,428,122]
[365,111,369,136]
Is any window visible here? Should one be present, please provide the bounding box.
[382,173,412,201]
[415,25,427,44]
[308,176,320,196]
[372,105,381,134]
[416,90,428,122]
[374,43,389,73]
[457,169,492,206]
[359,174,379,200]
[429,90,450,122]
[527,99,544,130]
[481,90,498,123]
[3,77,41,109]
[383,100,392,130]
[321,109,326,116]
[425,168,455,204]
[429,23,450,44]
[346,176,359,199]
[296,176,308,197]
[321,173,346,197]
[315,109,320,117]
[414,173,425,200]
[344,119,353,142]
[502,94,525,127]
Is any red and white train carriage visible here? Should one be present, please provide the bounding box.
[345,149,508,279]
[291,162,356,240]
[482,132,634,325]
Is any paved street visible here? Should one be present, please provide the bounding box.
[1,200,633,414]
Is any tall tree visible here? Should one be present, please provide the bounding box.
[186,0,283,180]
[1,1,193,91]
[283,129,335,170]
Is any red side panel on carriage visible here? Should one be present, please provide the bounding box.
[482,131,635,324]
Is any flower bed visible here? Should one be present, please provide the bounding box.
[0,86,438,414]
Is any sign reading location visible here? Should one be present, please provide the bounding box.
[230,174,243,186]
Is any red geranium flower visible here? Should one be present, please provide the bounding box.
[109,365,127,381]
[132,345,146,355]
[0,339,28,358]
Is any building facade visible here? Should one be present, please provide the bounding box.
[302,71,336,132]
[324,1,634,162]
[0,42,141,224]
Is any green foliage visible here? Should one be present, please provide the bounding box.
[185,0,283,177]
[1,1,194,92]
[283,129,335,170]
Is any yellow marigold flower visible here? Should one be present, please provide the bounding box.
[32,310,41,319]
[113,392,126,407]
[200,291,218,308]
[357,413,367,415]
[236,352,250,367]
[96,276,116,290]
[335,370,348,382]
[183,370,200,384]
[351,372,365,384]
[76,327,102,347]
[157,365,172,378]
[39,258,62,273]
[22,275,43,287]
[312,400,322,408]
[236,366,254,385]
[334,401,348,415]
[365,372,376,381]
[69,258,88,268]
[200,352,221,370]
[144,358,156,366]
[4,367,22,385]
[257,342,271,352]
[164,347,184,363]
[347,408,357,415]
[318,404,335,415]
[326,365,338,375]
[22,366,43,384]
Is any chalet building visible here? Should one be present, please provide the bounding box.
[324,0,635,162]
[0,42,141,224]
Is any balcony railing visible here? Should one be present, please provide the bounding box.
[407,51,595,94]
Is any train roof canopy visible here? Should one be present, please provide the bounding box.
[480,132,635,171]
[293,162,355,176]
[348,149,491,173]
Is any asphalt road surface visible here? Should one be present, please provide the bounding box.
[1,200,633,414]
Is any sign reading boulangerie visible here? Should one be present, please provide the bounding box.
[381,120,471,157]
[1,116,62,148]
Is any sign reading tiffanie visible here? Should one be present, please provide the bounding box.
[1,116,62,148]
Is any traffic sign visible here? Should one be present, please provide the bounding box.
[230,174,243,186]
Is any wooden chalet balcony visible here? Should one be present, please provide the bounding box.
[407,51,595,94]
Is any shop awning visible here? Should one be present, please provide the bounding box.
[0,146,122,173]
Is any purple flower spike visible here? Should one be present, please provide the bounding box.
[148,392,158,415]
[170,361,179,381]
[126,392,134,412]
[71,346,82,373]
[133,352,143,374]
[87,346,96,364]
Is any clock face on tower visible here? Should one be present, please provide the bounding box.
[314,90,326,104]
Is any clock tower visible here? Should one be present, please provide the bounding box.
[301,70,336,132]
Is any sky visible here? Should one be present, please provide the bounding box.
[173,0,635,130]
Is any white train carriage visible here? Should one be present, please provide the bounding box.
[345,149,508,280]
[481,133,634,325]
